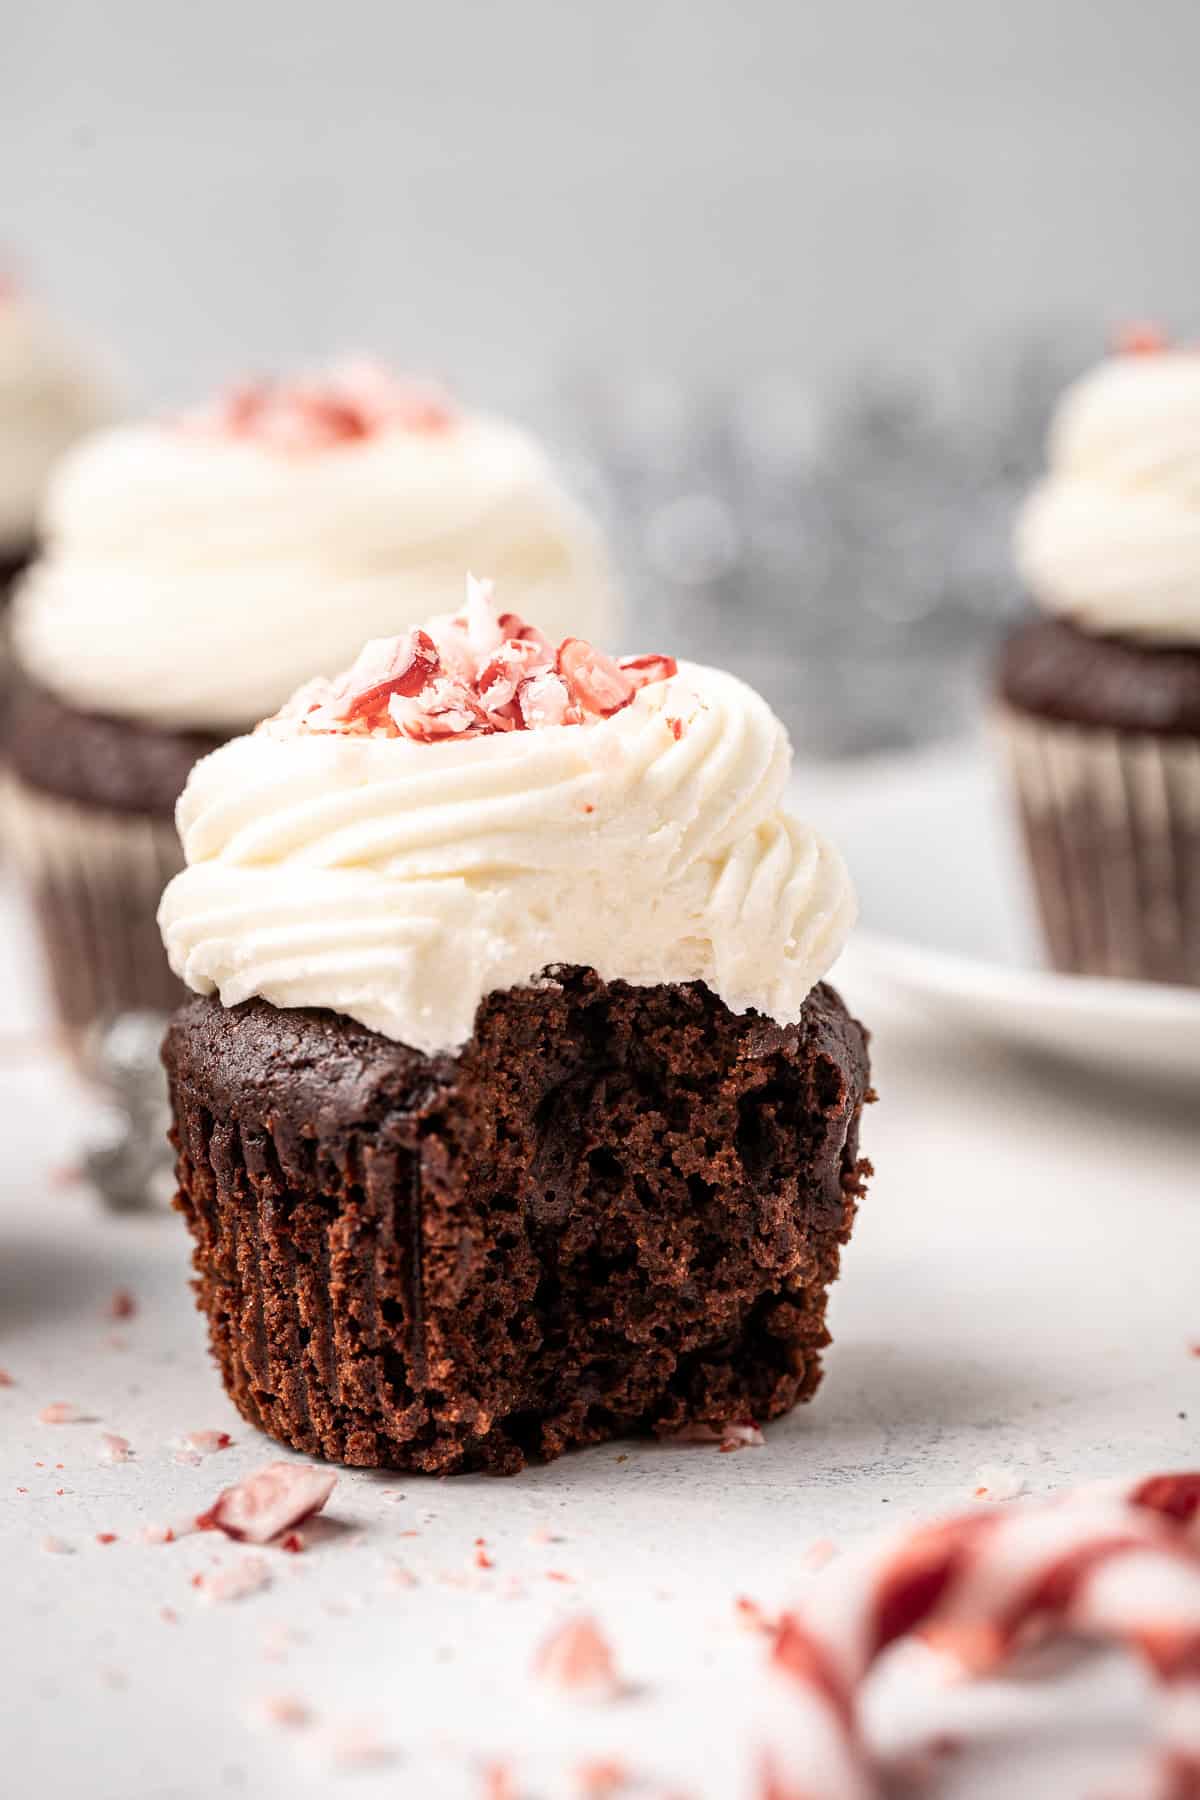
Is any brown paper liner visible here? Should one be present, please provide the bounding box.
[3,773,186,1034]
[164,980,872,1475]
[997,706,1200,985]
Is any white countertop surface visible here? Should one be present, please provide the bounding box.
[1,878,1196,1800]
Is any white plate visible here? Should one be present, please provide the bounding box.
[797,739,1200,1088]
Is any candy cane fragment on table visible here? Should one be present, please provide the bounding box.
[760,1471,1200,1800]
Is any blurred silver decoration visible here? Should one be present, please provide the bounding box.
[80,1011,175,1213]
[553,325,1095,757]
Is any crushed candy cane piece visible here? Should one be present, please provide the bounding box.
[481,1762,518,1800]
[534,1615,622,1699]
[672,1417,764,1452]
[140,1523,176,1546]
[41,1535,73,1555]
[326,1720,395,1769]
[194,1556,272,1605]
[269,575,676,743]
[0,1369,14,1387]
[1114,321,1169,356]
[252,1693,312,1730]
[38,1402,90,1425]
[107,1289,136,1320]
[576,1758,630,1796]
[97,1433,133,1466]
[179,1430,233,1456]
[95,1532,118,1546]
[196,1461,336,1545]
[179,363,454,450]
[973,1462,1026,1503]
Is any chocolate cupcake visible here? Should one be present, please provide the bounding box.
[7,364,620,1037]
[158,578,871,1474]
[997,337,1200,986]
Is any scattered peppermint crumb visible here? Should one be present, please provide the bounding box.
[252,1693,312,1731]
[388,1564,419,1590]
[481,1759,518,1800]
[326,1720,395,1769]
[474,1545,495,1570]
[1190,1344,1200,1358]
[973,1463,1026,1503]
[534,1616,622,1699]
[196,1461,336,1545]
[178,1430,233,1456]
[97,1433,133,1466]
[38,1402,91,1425]
[96,1532,118,1546]
[576,1758,630,1796]
[528,1528,564,1546]
[546,1571,574,1584]
[671,1418,764,1452]
[160,1607,178,1625]
[0,1369,13,1386]
[800,1538,839,1572]
[108,1289,136,1320]
[41,1535,73,1555]
[734,1596,772,1634]
[194,1556,272,1605]
[141,1523,176,1546]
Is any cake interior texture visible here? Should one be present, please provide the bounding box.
[164,970,872,1475]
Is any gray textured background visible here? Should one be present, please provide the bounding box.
[6,0,1200,415]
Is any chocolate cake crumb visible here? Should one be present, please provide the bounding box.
[164,970,871,1476]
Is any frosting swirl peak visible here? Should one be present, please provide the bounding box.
[1016,345,1200,646]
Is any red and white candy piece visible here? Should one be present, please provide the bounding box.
[196,1461,337,1546]
[534,1615,623,1700]
[761,1471,1200,1800]
[273,574,678,744]
[180,363,454,449]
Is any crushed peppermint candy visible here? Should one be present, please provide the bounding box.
[193,1555,273,1605]
[196,1461,336,1545]
[272,575,677,745]
[251,1692,313,1731]
[40,1535,74,1555]
[173,1429,233,1458]
[972,1462,1026,1503]
[179,359,454,450]
[38,1402,92,1425]
[534,1615,623,1700]
[97,1434,133,1466]
[671,1418,764,1452]
[107,1289,136,1320]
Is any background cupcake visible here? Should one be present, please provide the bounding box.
[0,277,113,604]
[996,335,1200,986]
[6,362,621,1036]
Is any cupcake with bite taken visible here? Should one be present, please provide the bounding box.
[6,362,619,1036]
[159,577,872,1475]
[998,328,1200,986]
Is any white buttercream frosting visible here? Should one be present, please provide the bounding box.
[1016,351,1200,645]
[159,658,856,1055]
[0,294,113,552]
[13,392,619,729]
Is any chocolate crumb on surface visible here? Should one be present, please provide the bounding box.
[164,969,871,1476]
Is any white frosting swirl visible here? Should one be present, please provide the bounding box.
[1016,352,1200,644]
[0,297,113,552]
[159,662,856,1054]
[14,411,618,729]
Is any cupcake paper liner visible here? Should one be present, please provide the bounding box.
[998,707,1200,985]
[2,773,186,1034]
